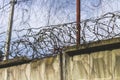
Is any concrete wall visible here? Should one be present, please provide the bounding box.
[64,37,120,80]
[0,56,60,80]
[65,49,120,80]
[0,38,120,80]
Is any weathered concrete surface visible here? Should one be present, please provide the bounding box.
[0,38,120,80]
[0,56,60,80]
[65,37,120,80]
[64,49,120,80]
[65,37,120,52]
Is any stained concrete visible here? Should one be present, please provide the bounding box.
[0,56,60,80]
[0,38,120,80]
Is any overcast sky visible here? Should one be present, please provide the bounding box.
[0,0,120,56]
[0,0,120,30]
[0,0,120,39]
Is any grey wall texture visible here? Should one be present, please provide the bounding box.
[0,38,120,80]
[0,56,60,80]
[65,49,120,80]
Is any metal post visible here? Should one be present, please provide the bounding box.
[60,52,63,80]
[76,0,81,46]
[4,0,16,60]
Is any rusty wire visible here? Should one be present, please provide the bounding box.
[0,12,120,59]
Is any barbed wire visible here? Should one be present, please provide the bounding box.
[0,2,10,10]
[0,11,120,59]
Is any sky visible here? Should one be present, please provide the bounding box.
[0,0,119,42]
[0,0,120,57]
[81,0,120,19]
[1,0,120,31]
